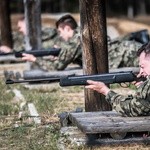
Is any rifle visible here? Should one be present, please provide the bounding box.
[15,48,61,57]
[5,71,145,86]
[59,71,145,87]
[0,48,61,57]
[6,77,60,84]
[0,51,14,56]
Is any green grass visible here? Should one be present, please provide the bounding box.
[0,124,60,150]
[0,80,19,116]
[0,80,84,149]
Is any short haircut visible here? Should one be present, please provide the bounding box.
[56,14,78,30]
[18,15,25,21]
[137,42,150,57]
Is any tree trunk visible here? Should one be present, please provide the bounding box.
[0,0,12,48]
[136,0,146,16]
[23,0,42,50]
[79,0,111,112]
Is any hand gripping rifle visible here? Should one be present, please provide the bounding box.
[5,71,146,86]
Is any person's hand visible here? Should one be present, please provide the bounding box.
[48,55,58,61]
[54,44,60,48]
[0,45,12,53]
[132,73,144,88]
[22,53,36,62]
[85,80,110,96]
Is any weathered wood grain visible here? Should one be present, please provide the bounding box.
[69,111,150,134]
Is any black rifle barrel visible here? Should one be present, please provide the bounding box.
[0,52,14,56]
[15,48,61,57]
[0,48,61,57]
[5,71,146,86]
[59,71,138,87]
[6,77,60,84]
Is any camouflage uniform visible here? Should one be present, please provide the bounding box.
[106,76,150,117]
[12,32,25,51]
[0,27,58,51]
[108,39,142,69]
[41,27,59,48]
[34,29,82,71]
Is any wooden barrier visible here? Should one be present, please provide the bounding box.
[68,111,150,144]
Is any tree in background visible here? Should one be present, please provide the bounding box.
[0,0,12,48]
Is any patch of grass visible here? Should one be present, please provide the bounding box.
[0,79,19,115]
[0,123,60,150]
[20,85,65,115]
[0,80,14,103]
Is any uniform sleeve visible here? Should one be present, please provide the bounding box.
[13,33,25,51]
[41,28,60,48]
[105,78,150,117]
[53,38,81,70]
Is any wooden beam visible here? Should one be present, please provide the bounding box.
[79,0,111,111]
[23,0,42,50]
[0,0,13,48]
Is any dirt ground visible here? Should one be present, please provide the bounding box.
[11,13,150,35]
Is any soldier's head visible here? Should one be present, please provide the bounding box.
[137,42,150,77]
[56,14,78,41]
[17,16,26,35]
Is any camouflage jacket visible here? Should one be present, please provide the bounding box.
[41,27,59,48]
[106,76,150,117]
[108,39,142,69]
[34,29,82,71]
[1,27,58,51]
[12,32,25,51]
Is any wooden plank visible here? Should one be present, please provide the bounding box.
[87,135,150,146]
[70,111,119,118]
[28,103,41,124]
[60,126,150,146]
[69,111,150,134]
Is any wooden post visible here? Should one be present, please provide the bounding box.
[79,0,111,111]
[23,0,42,50]
[0,0,13,48]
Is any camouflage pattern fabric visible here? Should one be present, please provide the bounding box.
[106,76,150,117]
[1,27,58,51]
[0,31,24,51]
[108,39,142,69]
[34,29,82,71]
[12,32,25,51]
[1,26,143,69]
[41,27,59,48]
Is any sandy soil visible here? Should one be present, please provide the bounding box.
[10,13,150,33]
